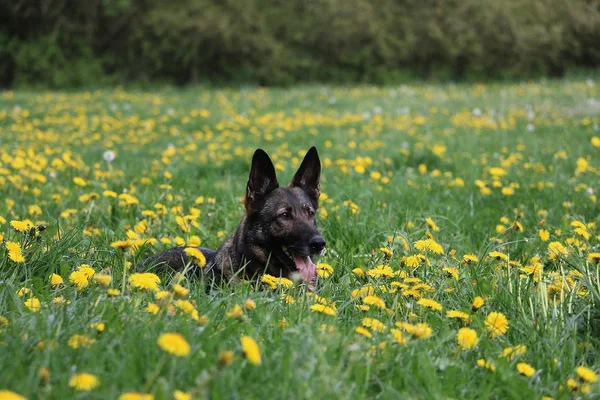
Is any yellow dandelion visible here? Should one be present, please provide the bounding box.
[548,241,568,260]
[476,359,496,372]
[244,299,256,310]
[456,327,479,350]
[261,274,294,289]
[310,304,337,316]
[240,335,261,366]
[489,251,509,261]
[24,297,41,312]
[446,310,471,324]
[69,373,99,391]
[352,267,366,276]
[485,312,509,337]
[147,303,160,315]
[417,298,443,311]
[129,272,161,291]
[362,318,386,332]
[355,326,372,338]
[107,288,121,296]
[68,334,96,349]
[517,362,536,377]
[576,366,598,383]
[362,295,386,309]
[69,270,89,291]
[0,390,27,400]
[316,263,334,278]
[184,247,207,267]
[118,393,154,400]
[10,219,34,232]
[5,241,25,263]
[93,274,112,286]
[50,273,64,286]
[367,264,394,278]
[539,229,550,242]
[157,332,191,357]
[472,296,485,311]
[425,217,440,231]
[586,253,600,264]
[172,284,190,297]
[463,254,479,264]
[226,304,244,319]
[173,391,191,400]
[414,239,444,254]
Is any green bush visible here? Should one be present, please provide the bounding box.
[1,0,599,87]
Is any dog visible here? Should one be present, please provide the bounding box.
[141,147,326,288]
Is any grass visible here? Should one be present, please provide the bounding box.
[0,79,600,399]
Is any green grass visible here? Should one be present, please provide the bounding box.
[1,80,600,399]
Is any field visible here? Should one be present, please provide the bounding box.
[1,80,600,399]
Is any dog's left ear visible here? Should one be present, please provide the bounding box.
[290,146,321,201]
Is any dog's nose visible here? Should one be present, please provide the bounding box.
[309,236,326,253]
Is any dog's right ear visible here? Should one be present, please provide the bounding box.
[245,149,279,212]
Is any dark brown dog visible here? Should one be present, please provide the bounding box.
[141,147,326,287]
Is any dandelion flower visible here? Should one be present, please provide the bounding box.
[261,274,294,289]
[367,265,394,278]
[240,335,261,365]
[172,284,190,297]
[414,239,444,254]
[226,304,244,319]
[472,296,485,311]
[10,219,33,232]
[363,295,386,309]
[417,298,443,311]
[355,326,372,338]
[456,327,479,350]
[539,229,550,242]
[184,247,206,267]
[147,303,160,315]
[316,263,334,278]
[5,241,25,263]
[129,273,161,291]
[517,362,536,377]
[69,270,89,291]
[244,299,256,310]
[463,254,479,264]
[576,366,598,383]
[310,304,336,316]
[362,318,386,332]
[446,310,471,324]
[118,393,154,400]
[157,332,190,357]
[50,273,64,286]
[69,373,99,391]
[548,241,568,260]
[93,274,112,286]
[0,390,27,400]
[476,359,496,372]
[485,312,509,337]
[24,297,41,312]
[68,334,96,349]
[173,391,191,400]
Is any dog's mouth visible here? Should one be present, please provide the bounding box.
[282,246,316,283]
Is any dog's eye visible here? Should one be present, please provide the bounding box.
[280,211,292,219]
[307,209,315,217]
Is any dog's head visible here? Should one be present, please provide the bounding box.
[244,147,325,284]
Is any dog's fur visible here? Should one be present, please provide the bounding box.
[141,147,326,286]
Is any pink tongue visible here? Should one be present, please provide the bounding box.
[293,255,316,283]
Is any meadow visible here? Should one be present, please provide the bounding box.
[0,80,599,399]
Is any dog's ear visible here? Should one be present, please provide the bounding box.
[245,149,279,211]
[290,146,321,201]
